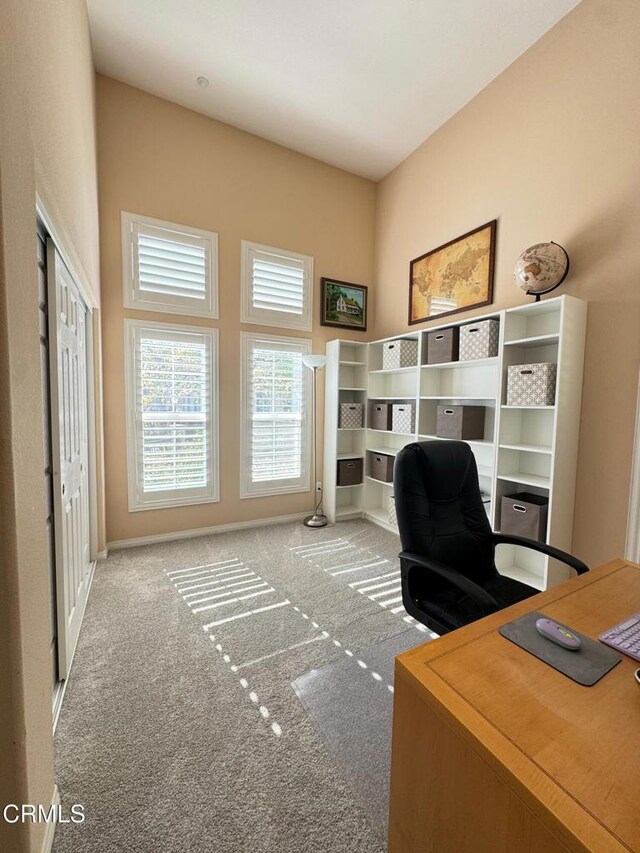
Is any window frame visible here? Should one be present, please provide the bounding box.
[124,318,220,511]
[240,240,313,331]
[240,331,312,499]
[122,211,219,319]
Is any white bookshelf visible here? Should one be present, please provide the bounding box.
[322,295,587,591]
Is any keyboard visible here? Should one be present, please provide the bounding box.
[599,613,640,662]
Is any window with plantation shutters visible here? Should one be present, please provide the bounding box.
[240,332,311,498]
[241,241,313,331]
[125,320,219,510]
[122,212,218,318]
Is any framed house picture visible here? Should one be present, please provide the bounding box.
[409,219,496,324]
[320,278,368,331]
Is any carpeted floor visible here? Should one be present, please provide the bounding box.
[53,519,435,852]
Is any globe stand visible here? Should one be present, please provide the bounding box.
[521,242,570,303]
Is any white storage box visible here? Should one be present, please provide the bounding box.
[339,402,364,429]
[507,363,557,406]
[382,338,418,370]
[392,402,414,433]
[459,319,499,361]
[388,495,398,529]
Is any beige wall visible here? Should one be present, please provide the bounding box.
[0,1,100,850]
[97,75,376,544]
[374,0,640,566]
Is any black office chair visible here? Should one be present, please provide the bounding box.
[394,441,588,635]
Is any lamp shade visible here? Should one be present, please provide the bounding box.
[302,354,327,369]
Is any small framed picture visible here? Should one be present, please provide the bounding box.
[320,278,368,332]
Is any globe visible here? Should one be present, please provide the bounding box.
[514,242,569,299]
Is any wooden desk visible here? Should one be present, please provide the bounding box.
[388,559,640,853]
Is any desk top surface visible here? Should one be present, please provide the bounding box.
[396,559,640,852]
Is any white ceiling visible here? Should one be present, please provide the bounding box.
[87,0,580,180]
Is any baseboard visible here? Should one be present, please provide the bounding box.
[41,785,59,853]
[107,512,309,550]
[96,549,108,561]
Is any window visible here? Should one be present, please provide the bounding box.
[241,241,313,331]
[125,320,219,510]
[122,211,218,318]
[240,332,311,498]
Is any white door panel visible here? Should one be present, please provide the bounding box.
[47,239,91,680]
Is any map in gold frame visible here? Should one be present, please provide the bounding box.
[409,220,496,324]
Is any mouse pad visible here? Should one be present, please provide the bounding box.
[499,611,622,686]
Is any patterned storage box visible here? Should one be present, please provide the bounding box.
[388,495,398,529]
[392,402,414,434]
[459,319,499,361]
[339,402,364,429]
[507,363,557,406]
[382,338,418,370]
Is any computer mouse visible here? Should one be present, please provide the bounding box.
[535,617,582,651]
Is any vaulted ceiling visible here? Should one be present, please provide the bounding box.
[88,0,581,180]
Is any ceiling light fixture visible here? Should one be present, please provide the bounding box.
[196,76,210,88]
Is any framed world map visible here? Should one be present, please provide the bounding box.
[409,220,496,324]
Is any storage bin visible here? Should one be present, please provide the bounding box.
[368,451,395,483]
[337,458,363,486]
[382,338,418,370]
[369,402,391,431]
[500,493,548,542]
[388,495,398,529]
[459,319,499,361]
[436,405,485,440]
[339,402,364,429]
[392,402,414,434]
[426,327,459,364]
[507,362,557,407]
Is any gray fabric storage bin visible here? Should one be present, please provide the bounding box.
[507,363,557,406]
[436,405,485,439]
[339,402,364,429]
[392,402,414,434]
[426,327,459,364]
[500,492,548,542]
[382,338,418,370]
[337,458,363,486]
[369,402,391,431]
[368,451,395,483]
[459,319,499,361]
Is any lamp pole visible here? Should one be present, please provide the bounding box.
[302,355,327,528]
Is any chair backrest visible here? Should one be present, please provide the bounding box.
[393,440,496,586]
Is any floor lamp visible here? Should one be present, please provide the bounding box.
[302,354,328,528]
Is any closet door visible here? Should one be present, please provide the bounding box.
[37,228,59,690]
[47,239,91,679]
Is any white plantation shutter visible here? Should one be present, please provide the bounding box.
[241,332,311,497]
[252,252,304,314]
[241,241,313,331]
[122,212,218,318]
[125,320,219,510]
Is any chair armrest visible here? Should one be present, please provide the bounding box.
[399,551,499,615]
[491,533,589,575]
